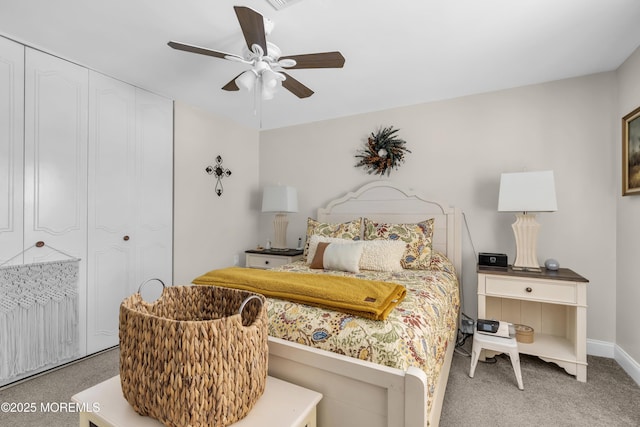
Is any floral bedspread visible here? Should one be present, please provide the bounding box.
[267,251,460,411]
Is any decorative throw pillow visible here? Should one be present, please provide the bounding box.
[310,241,364,273]
[359,240,406,272]
[306,235,353,265]
[303,217,362,261]
[310,242,331,269]
[308,236,405,272]
[363,218,434,269]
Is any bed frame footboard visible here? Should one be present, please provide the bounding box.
[268,336,452,427]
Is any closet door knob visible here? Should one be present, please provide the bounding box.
[123,235,130,241]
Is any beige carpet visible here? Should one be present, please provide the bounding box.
[0,348,120,427]
[441,343,640,426]
[1,344,639,426]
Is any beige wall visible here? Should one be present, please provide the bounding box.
[259,72,619,344]
[616,46,640,368]
[173,101,259,284]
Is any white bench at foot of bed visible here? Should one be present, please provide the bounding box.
[267,335,454,427]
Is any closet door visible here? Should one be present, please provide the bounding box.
[0,37,24,265]
[86,72,136,353]
[134,89,173,294]
[24,47,89,354]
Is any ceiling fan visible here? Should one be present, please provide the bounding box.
[168,5,345,99]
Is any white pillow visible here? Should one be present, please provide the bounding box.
[306,235,352,265]
[359,240,406,272]
[322,242,364,273]
[307,235,405,272]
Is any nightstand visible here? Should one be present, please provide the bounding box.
[477,265,588,382]
[245,248,303,269]
[72,375,322,427]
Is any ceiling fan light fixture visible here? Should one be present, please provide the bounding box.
[262,69,285,89]
[236,69,258,91]
[262,85,277,100]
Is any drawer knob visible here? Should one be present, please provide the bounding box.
[525,287,532,293]
[264,260,270,265]
[123,235,130,241]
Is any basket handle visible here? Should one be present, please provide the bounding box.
[138,278,166,294]
[238,294,264,326]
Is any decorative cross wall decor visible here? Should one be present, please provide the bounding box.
[205,155,232,196]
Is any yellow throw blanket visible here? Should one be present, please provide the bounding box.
[192,267,406,321]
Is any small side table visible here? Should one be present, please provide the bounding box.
[72,375,322,427]
[477,265,588,382]
[245,248,303,269]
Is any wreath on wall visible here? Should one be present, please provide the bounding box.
[355,126,411,176]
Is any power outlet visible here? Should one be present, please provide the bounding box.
[233,254,240,266]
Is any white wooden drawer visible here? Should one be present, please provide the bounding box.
[246,254,292,269]
[484,276,577,304]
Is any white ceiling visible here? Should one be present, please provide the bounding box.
[1,0,640,130]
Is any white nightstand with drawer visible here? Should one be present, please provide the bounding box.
[477,266,589,382]
[245,249,303,269]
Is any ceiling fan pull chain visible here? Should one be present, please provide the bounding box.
[258,78,264,129]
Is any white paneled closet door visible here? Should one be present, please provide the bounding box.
[87,72,136,353]
[86,83,173,353]
[0,37,24,265]
[134,89,173,296]
[23,47,89,354]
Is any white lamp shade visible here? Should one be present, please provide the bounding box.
[262,69,284,89]
[498,170,558,212]
[261,69,284,100]
[235,70,257,91]
[262,185,298,213]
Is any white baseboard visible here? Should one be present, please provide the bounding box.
[587,339,640,387]
[587,338,615,358]
[614,344,640,387]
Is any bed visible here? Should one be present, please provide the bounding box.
[197,182,462,427]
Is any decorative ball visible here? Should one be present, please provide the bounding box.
[545,258,560,271]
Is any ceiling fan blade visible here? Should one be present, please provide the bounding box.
[281,72,314,98]
[222,74,241,91]
[280,52,345,69]
[168,41,243,61]
[234,6,267,54]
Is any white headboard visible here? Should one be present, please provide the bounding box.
[317,182,462,278]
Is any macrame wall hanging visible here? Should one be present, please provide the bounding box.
[0,243,80,379]
[206,155,233,196]
[355,126,411,176]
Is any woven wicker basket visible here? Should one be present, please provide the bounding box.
[119,280,268,427]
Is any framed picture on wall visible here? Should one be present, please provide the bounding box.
[622,105,640,196]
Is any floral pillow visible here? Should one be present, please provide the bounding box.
[303,217,361,261]
[363,218,434,269]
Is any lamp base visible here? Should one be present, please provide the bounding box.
[511,213,541,272]
[272,213,289,249]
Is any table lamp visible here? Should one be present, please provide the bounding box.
[498,170,557,272]
[262,185,298,250]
